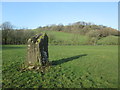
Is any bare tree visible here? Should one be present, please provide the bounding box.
[1,22,13,44]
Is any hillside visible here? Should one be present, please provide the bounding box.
[34,30,119,45]
[37,30,89,45]
[33,21,119,45]
[2,21,119,45]
[97,36,118,45]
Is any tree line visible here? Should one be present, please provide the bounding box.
[1,22,35,45]
[37,21,119,37]
[1,21,119,45]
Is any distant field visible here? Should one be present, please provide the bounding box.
[2,45,118,88]
[35,30,119,45]
[37,30,90,45]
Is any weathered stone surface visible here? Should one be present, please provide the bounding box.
[27,33,49,66]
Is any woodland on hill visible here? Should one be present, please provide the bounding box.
[1,21,119,45]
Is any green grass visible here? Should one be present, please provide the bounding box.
[2,45,118,88]
[36,30,89,45]
[35,30,119,45]
[97,36,118,45]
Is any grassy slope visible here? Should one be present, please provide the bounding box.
[2,45,118,88]
[35,30,89,45]
[97,36,118,45]
[35,30,119,45]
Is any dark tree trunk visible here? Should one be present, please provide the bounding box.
[4,38,7,45]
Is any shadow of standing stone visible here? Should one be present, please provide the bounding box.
[52,54,87,66]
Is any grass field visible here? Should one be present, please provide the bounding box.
[37,30,90,45]
[97,36,118,45]
[36,30,118,45]
[2,45,118,88]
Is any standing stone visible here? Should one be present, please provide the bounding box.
[27,33,49,67]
